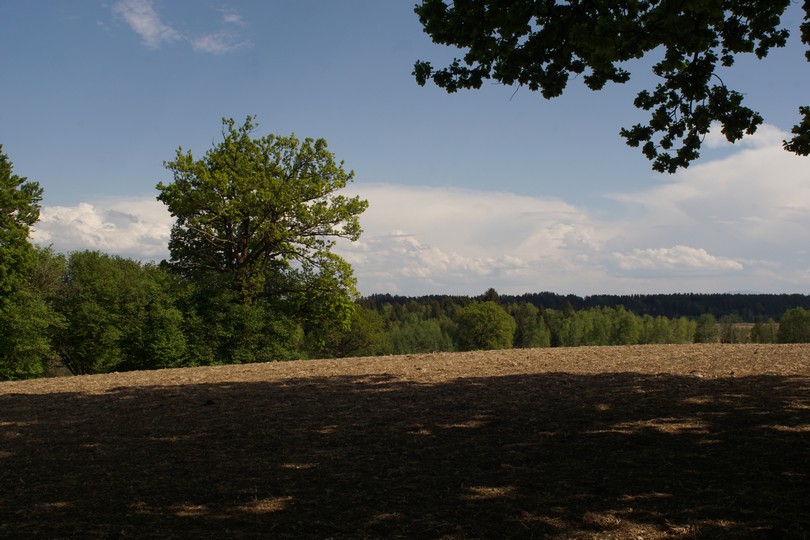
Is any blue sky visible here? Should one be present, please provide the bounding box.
[2,1,809,296]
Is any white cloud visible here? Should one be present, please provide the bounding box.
[596,125,810,292]
[222,12,244,25]
[613,245,743,272]
[190,33,244,55]
[112,0,181,48]
[609,124,810,253]
[333,124,810,295]
[112,0,246,54]
[31,198,172,261]
[332,183,769,295]
[31,124,810,295]
[704,121,787,150]
[334,184,610,294]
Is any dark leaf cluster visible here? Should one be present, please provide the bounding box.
[414,0,809,171]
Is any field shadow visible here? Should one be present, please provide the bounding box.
[1,370,808,538]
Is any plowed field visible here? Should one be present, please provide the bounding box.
[1,344,808,539]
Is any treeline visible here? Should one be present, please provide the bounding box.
[1,248,355,379]
[4,248,810,380]
[366,291,810,323]
[333,293,810,358]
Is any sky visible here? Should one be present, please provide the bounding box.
[1,1,809,297]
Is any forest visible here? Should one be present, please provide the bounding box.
[368,291,810,324]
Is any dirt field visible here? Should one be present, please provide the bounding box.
[1,344,808,539]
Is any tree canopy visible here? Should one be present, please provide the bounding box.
[413,0,810,172]
[53,251,187,375]
[157,117,368,303]
[156,117,367,364]
[777,307,810,343]
[454,301,517,350]
[1,144,43,295]
[0,146,60,379]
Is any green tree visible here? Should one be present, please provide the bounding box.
[0,290,58,380]
[719,313,750,343]
[453,301,516,351]
[175,280,303,366]
[414,1,810,172]
[639,315,668,344]
[558,314,582,347]
[610,306,641,345]
[157,117,366,363]
[575,308,612,345]
[560,307,623,346]
[541,308,565,347]
[672,317,697,344]
[272,252,360,357]
[750,317,778,343]
[157,116,367,304]
[310,305,389,358]
[390,314,454,354]
[0,147,61,380]
[694,313,719,343]
[480,287,500,303]
[508,302,551,348]
[777,307,810,343]
[118,264,188,371]
[0,145,42,292]
[53,251,188,375]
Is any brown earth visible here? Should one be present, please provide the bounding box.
[1,344,809,539]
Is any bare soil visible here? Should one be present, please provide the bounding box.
[1,344,809,539]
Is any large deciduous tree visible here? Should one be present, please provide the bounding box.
[453,301,517,350]
[157,117,367,302]
[414,0,810,172]
[157,117,367,362]
[777,307,810,343]
[0,146,61,379]
[1,144,43,295]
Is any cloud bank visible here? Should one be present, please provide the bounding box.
[613,246,743,272]
[112,0,246,54]
[33,125,810,295]
[32,198,172,262]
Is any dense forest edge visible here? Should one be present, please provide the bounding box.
[366,291,810,323]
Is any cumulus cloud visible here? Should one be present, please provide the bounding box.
[112,0,246,54]
[613,245,743,272]
[609,123,810,255]
[31,198,172,261]
[333,124,810,294]
[333,184,610,294]
[596,124,810,292]
[331,183,770,295]
[31,123,810,295]
[336,230,533,295]
[704,121,788,150]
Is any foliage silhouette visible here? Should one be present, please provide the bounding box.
[414,0,810,172]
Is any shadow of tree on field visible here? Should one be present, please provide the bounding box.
[1,371,808,538]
